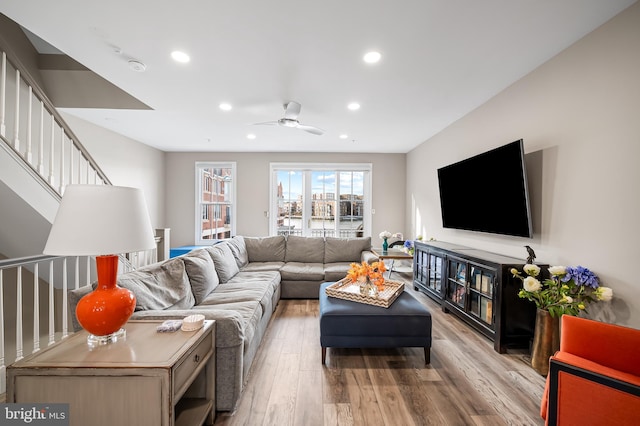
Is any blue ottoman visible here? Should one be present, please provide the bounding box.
[319,282,432,364]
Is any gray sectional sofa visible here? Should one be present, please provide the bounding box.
[68,235,373,412]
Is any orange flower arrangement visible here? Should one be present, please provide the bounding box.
[347,261,387,291]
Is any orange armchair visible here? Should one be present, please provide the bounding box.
[540,315,640,425]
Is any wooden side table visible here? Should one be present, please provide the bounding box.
[371,247,413,278]
[7,320,215,426]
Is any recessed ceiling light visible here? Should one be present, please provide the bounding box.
[247,133,256,140]
[347,102,360,111]
[339,134,348,139]
[219,103,232,111]
[171,51,190,63]
[363,51,381,64]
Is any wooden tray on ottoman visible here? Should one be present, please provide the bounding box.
[325,278,405,308]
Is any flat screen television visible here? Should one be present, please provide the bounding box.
[437,139,533,238]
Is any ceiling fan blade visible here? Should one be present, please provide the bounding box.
[297,124,325,135]
[283,101,302,120]
[253,121,279,126]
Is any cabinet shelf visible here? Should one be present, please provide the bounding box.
[413,241,544,353]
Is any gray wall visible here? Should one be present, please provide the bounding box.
[165,152,406,245]
[406,3,640,328]
[61,113,166,229]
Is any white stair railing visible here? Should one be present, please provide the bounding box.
[0,237,164,396]
[0,47,111,195]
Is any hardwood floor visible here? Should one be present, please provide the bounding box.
[214,273,546,426]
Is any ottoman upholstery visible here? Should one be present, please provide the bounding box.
[319,282,432,364]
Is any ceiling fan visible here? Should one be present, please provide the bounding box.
[254,101,324,135]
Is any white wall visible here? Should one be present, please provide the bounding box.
[60,113,166,228]
[165,152,406,246]
[407,3,640,327]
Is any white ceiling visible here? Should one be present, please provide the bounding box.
[1,1,636,153]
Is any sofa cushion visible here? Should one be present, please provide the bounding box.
[245,235,286,262]
[183,248,220,304]
[241,261,284,272]
[285,236,325,263]
[227,236,249,269]
[279,262,325,281]
[324,237,371,263]
[207,243,240,283]
[324,262,352,282]
[130,301,259,348]
[117,258,195,311]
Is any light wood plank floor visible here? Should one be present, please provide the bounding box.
[214,273,546,426]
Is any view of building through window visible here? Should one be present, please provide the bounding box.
[273,165,370,237]
[197,163,235,243]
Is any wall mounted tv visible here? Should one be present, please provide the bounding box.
[437,139,533,238]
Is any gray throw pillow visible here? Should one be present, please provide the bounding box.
[116,258,195,311]
[206,243,240,283]
[324,237,372,263]
[182,248,219,304]
[285,235,325,263]
[226,236,249,268]
[245,235,286,262]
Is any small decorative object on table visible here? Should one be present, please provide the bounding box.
[324,260,404,307]
[379,231,392,253]
[347,260,387,293]
[511,263,614,375]
[325,278,405,308]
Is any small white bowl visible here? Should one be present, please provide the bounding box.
[181,314,205,331]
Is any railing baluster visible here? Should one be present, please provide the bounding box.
[48,117,55,186]
[62,258,68,338]
[69,143,74,185]
[33,262,40,352]
[13,69,20,150]
[15,266,23,361]
[48,260,55,346]
[26,85,33,163]
[59,127,65,193]
[37,100,44,174]
[0,51,6,136]
[74,256,79,290]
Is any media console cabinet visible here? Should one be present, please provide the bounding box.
[413,240,543,353]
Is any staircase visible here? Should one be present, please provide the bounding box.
[0,38,165,396]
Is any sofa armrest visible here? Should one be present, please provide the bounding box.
[131,308,246,348]
[542,352,640,424]
[361,250,378,264]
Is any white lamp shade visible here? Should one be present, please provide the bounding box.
[43,185,156,256]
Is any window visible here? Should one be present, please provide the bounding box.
[270,163,371,237]
[196,162,236,244]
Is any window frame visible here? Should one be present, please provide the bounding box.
[195,162,237,244]
[269,162,372,237]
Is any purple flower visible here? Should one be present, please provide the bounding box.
[404,240,413,249]
[562,266,600,288]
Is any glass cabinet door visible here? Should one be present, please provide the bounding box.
[468,265,495,326]
[446,259,466,308]
[428,255,443,292]
[414,249,428,286]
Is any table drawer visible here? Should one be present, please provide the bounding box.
[174,331,212,396]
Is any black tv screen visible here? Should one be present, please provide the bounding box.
[437,140,533,238]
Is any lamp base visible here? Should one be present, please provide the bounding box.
[87,328,126,348]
